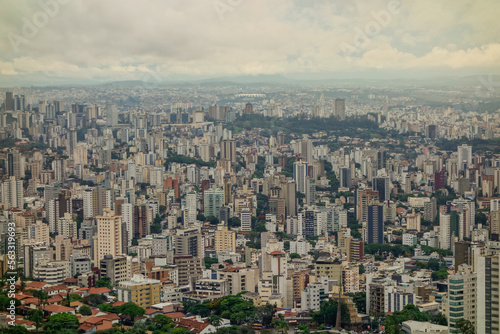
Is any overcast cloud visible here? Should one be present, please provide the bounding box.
[1,0,499,85]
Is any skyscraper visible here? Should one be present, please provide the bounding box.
[204,187,224,219]
[106,103,119,127]
[240,208,251,232]
[478,254,500,334]
[367,204,383,244]
[334,98,346,119]
[5,92,13,111]
[434,170,446,191]
[457,144,472,171]
[373,177,390,202]
[245,103,253,114]
[220,139,236,164]
[95,208,123,264]
[293,161,309,193]
[340,167,352,188]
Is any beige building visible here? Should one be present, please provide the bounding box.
[342,266,360,293]
[214,224,236,253]
[173,255,203,286]
[217,267,258,295]
[406,210,422,232]
[95,208,123,264]
[315,259,342,283]
[117,274,161,308]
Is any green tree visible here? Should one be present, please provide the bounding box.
[96,275,112,289]
[27,309,44,330]
[297,325,310,334]
[431,267,449,281]
[254,303,275,327]
[79,305,92,316]
[44,313,80,334]
[208,315,222,330]
[82,294,107,306]
[346,292,366,314]
[150,314,174,332]
[118,302,146,320]
[289,253,301,259]
[255,223,267,233]
[311,299,350,326]
[99,303,116,313]
[204,257,219,269]
[272,316,289,334]
[228,217,241,227]
[382,304,430,334]
[0,326,29,334]
[455,318,475,334]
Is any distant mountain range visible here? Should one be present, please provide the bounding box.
[3,74,500,89]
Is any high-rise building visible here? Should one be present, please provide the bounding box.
[447,264,477,333]
[215,224,236,253]
[373,177,390,202]
[5,92,13,111]
[7,151,24,179]
[174,228,203,258]
[57,212,77,239]
[299,209,316,238]
[106,103,119,127]
[293,161,309,194]
[95,209,123,264]
[245,103,253,114]
[405,210,420,232]
[426,124,437,139]
[220,139,236,164]
[434,170,446,191]
[477,253,500,334]
[240,209,251,232]
[117,274,161,308]
[100,255,129,285]
[133,205,147,239]
[439,211,460,250]
[0,176,23,209]
[285,180,297,217]
[366,204,384,244]
[204,187,224,219]
[457,144,472,171]
[173,255,203,286]
[334,98,346,119]
[340,167,352,188]
[377,151,387,171]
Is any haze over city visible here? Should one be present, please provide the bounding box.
[1,1,500,334]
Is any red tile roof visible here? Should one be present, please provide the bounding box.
[165,312,186,319]
[41,305,75,313]
[88,287,111,294]
[25,281,48,290]
[176,317,211,334]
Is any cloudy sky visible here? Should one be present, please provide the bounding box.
[1,0,500,85]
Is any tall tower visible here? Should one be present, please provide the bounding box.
[5,92,13,111]
[245,103,253,114]
[293,161,309,193]
[96,208,123,264]
[220,139,236,164]
[367,204,383,244]
[457,144,472,171]
[334,98,345,120]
